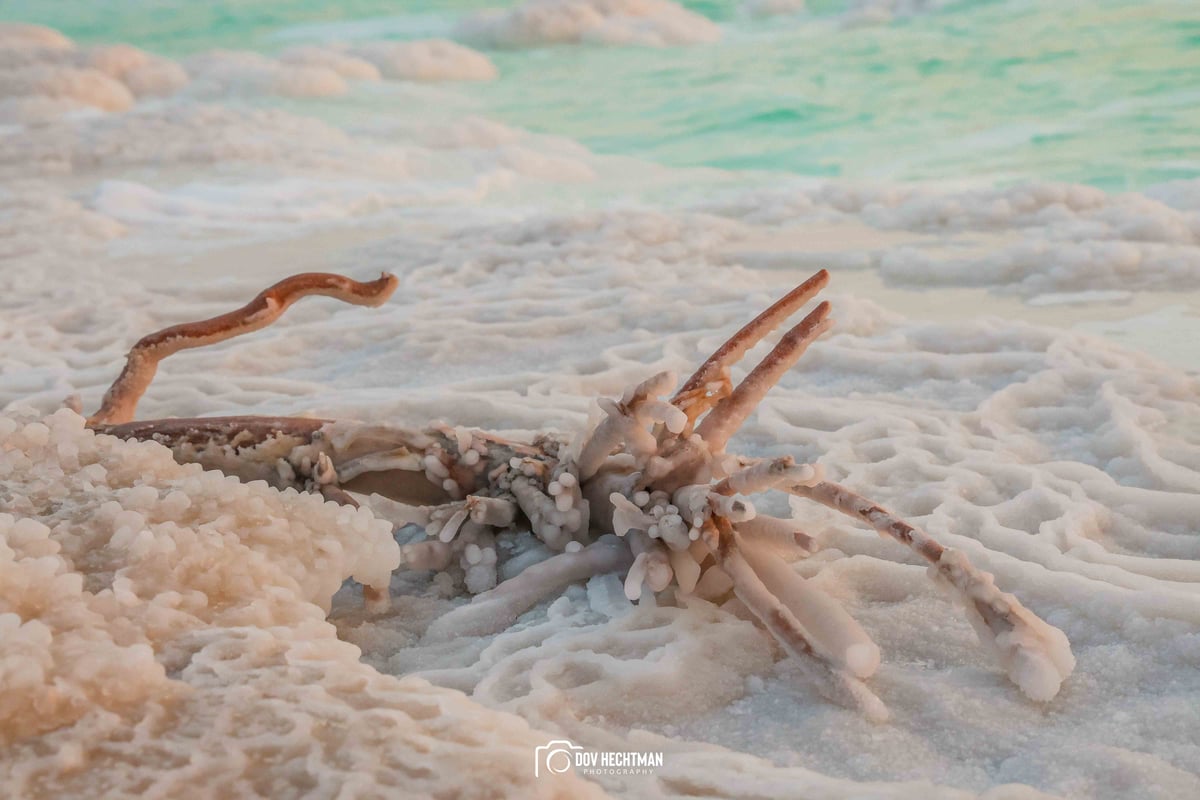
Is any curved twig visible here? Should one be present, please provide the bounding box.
[87,272,399,426]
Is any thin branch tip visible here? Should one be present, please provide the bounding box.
[87,271,400,426]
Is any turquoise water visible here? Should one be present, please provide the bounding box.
[5,0,1197,190]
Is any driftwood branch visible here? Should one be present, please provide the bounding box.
[88,272,398,426]
[672,269,829,423]
[695,301,831,451]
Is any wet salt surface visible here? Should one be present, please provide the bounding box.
[2,15,1199,800]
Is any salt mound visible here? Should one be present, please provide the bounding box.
[417,116,526,149]
[186,50,348,98]
[0,22,73,51]
[351,40,498,82]
[457,0,721,48]
[83,44,188,98]
[0,409,600,798]
[278,46,382,81]
[184,42,493,94]
[1146,178,1200,211]
[0,25,188,120]
[0,66,134,113]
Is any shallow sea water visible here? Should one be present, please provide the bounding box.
[8,0,1199,187]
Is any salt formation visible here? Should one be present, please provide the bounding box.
[0,408,599,798]
[4,8,1200,795]
[5,194,1200,795]
[185,41,496,97]
[0,22,73,51]
[349,40,499,82]
[457,0,722,48]
[82,44,188,98]
[186,51,350,98]
[83,270,1073,723]
[0,64,135,112]
[0,23,186,121]
[0,22,492,120]
[278,46,382,82]
[705,180,1200,296]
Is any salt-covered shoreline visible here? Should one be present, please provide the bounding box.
[2,10,1199,800]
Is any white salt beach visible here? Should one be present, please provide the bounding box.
[1,5,1198,799]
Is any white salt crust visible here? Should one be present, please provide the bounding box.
[185,41,495,99]
[704,180,1200,296]
[0,409,599,799]
[348,40,498,82]
[5,203,1200,798]
[0,27,186,120]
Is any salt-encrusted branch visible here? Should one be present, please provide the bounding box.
[691,563,733,600]
[424,536,633,641]
[696,301,832,451]
[576,371,683,478]
[737,535,879,678]
[791,480,947,563]
[88,272,399,425]
[712,456,821,496]
[673,269,829,421]
[668,546,703,593]
[736,515,817,553]
[94,266,1072,714]
[92,414,328,446]
[707,517,888,722]
[792,480,1075,700]
[624,530,673,600]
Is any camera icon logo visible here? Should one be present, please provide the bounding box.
[534,739,583,777]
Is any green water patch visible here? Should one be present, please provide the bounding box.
[452,0,1200,188]
[3,0,1197,189]
[0,0,490,54]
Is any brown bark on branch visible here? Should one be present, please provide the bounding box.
[88,272,398,426]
